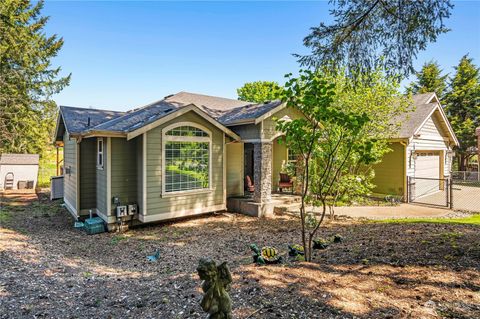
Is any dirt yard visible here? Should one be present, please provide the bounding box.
[1,192,479,319]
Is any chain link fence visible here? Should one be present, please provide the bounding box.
[408,174,480,213]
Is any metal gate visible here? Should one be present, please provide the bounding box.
[407,176,452,208]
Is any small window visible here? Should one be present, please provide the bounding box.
[288,149,298,163]
[97,138,104,169]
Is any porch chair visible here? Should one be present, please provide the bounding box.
[245,175,255,195]
[279,173,293,193]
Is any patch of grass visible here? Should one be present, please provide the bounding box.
[0,210,12,222]
[110,235,128,245]
[375,214,480,226]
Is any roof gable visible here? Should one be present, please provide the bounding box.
[393,92,458,146]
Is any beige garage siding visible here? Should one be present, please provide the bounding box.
[372,142,405,196]
[407,113,450,177]
[145,111,225,220]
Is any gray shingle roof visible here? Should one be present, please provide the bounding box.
[217,100,283,125]
[412,92,436,106]
[165,91,250,110]
[60,92,283,134]
[0,154,39,165]
[394,102,438,138]
[59,91,441,139]
[91,100,186,132]
[60,105,124,134]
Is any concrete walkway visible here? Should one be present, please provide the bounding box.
[308,204,452,220]
[300,204,454,219]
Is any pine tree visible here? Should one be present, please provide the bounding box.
[445,55,480,170]
[410,61,448,98]
[298,0,453,78]
[0,0,70,156]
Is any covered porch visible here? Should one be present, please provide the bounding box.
[226,136,299,217]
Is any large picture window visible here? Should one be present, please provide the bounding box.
[163,124,211,194]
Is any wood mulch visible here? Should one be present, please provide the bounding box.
[1,192,479,318]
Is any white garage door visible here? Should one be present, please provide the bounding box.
[415,151,440,198]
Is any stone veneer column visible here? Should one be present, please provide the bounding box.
[253,142,272,203]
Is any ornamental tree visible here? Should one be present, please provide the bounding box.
[237,81,283,103]
[277,68,409,261]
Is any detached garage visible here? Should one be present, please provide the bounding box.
[372,92,459,201]
[0,154,39,191]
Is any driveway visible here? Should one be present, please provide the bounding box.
[412,184,480,213]
[309,204,453,220]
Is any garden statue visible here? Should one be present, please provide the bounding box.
[196,258,232,319]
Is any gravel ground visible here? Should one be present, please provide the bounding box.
[1,192,479,319]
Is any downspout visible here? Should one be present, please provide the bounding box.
[399,140,408,202]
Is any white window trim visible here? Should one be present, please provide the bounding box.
[161,122,213,196]
[287,148,298,163]
[97,138,104,170]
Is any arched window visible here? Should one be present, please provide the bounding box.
[162,123,211,194]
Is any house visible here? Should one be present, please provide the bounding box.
[54,92,304,228]
[372,92,459,200]
[0,154,39,190]
[54,91,458,229]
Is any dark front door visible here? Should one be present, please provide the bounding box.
[244,143,254,188]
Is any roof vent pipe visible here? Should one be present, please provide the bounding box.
[87,116,91,127]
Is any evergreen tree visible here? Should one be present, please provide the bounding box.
[298,0,453,78]
[0,0,70,156]
[445,55,480,170]
[237,81,283,103]
[410,61,448,98]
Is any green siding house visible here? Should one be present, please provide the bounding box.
[54,91,458,229]
[55,92,304,228]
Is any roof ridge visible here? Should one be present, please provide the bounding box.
[173,91,248,103]
[60,105,125,114]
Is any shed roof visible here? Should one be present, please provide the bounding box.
[0,154,39,165]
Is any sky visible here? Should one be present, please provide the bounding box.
[43,1,480,111]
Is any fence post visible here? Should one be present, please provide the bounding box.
[449,177,454,210]
[406,176,410,203]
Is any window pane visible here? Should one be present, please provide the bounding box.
[165,141,209,192]
[166,126,209,137]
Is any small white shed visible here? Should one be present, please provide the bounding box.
[0,154,39,190]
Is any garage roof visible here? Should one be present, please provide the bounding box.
[394,92,459,146]
[0,154,39,165]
